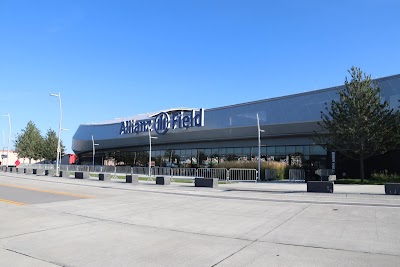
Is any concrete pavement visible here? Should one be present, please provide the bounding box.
[0,172,399,266]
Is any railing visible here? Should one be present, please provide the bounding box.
[289,169,305,182]
[229,168,258,183]
[171,168,197,177]
[197,168,227,181]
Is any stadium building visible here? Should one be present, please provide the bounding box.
[72,74,400,179]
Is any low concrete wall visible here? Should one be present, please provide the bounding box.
[75,172,89,179]
[126,174,139,184]
[385,183,400,195]
[99,173,111,181]
[156,176,170,185]
[307,181,334,193]
[195,177,218,188]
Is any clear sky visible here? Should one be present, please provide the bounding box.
[0,0,399,153]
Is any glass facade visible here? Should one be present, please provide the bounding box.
[80,144,328,170]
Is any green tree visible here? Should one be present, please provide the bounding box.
[42,129,65,162]
[14,121,44,163]
[314,67,399,182]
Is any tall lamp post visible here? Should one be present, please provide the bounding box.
[50,93,62,176]
[256,113,265,183]
[1,114,11,167]
[148,125,157,180]
[91,135,99,167]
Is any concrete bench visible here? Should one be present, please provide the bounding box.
[126,174,139,184]
[59,171,71,178]
[99,173,111,181]
[195,177,218,188]
[75,172,89,179]
[156,176,170,185]
[307,181,334,193]
[385,183,400,195]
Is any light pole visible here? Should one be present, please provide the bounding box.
[92,135,99,166]
[50,93,62,176]
[1,130,5,165]
[148,125,158,180]
[256,113,265,183]
[1,114,11,167]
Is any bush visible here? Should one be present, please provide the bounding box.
[335,171,400,184]
[216,160,289,180]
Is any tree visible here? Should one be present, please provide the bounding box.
[14,121,44,163]
[314,67,399,182]
[42,129,65,162]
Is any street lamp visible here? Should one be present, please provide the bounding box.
[50,93,62,176]
[91,135,99,166]
[148,125,158,180]
[1,114,11,167]
[256,113,265,183]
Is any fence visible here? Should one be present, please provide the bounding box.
[288,169,305,182]
[228,168,258,183]
[197,168,227,181]
[15,164,259,183]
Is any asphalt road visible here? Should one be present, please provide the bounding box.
[0,172,400,267]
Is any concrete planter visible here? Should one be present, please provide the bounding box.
[307,181,334,193]
[156,176,170,185]
[195,177,218,188]
[99,173,111,181]
[35,169,45,175]
[126,174,139,184]
[75,172,89,179]
[59,171,70,178]
[385,183,400,195]
[45,170,55,176]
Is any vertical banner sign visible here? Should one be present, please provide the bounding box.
[331,151,336,174]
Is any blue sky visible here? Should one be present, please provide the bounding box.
[1,0,399,153]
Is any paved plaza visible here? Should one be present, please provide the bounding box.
[0,172,399,266]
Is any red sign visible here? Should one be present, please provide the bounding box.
[15,159,20,167]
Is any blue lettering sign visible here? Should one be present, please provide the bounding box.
[120,108,204,135]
